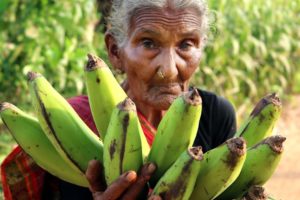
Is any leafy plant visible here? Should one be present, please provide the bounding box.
[192,0,300,117]
[1,0,299,114]
[0,0,102,105]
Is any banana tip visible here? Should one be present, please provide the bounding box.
[85,53,107,71]
[266,135,286,153]
[268,93,281,106]
[226,137,247,160]
[250,93,282,116]
[224,137,246,170]
[118,97,136,111]
[227,137,247,156]
[245,185,267,199]
[184,88,202,106]
[188,146,203,161]
[0,102,11,112]
[27,71,40,81]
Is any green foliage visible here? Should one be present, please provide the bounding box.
[1,0,299,114]
[0,0,105,105]
[191,0,300,117]
[293,71,300,93]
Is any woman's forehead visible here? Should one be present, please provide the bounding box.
[129,7,202,34]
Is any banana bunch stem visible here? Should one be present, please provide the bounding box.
[240,185,268,200]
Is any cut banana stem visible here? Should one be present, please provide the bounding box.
[216,135,286,200]
[28,71,103,172]
[103,98,150,185]
[148,88,202,187]
[152,146,204,200]
[84,53,127,139]
[235,93,282,147]
[240,185,268,200]
[190,137,247,200]
[0,102,89,187]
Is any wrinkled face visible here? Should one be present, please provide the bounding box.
[119,7,203,110]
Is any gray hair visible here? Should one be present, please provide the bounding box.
[107,0,210,47]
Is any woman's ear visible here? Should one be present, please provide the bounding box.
[105,33,124,72]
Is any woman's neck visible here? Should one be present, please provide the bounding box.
[136,102,166,128]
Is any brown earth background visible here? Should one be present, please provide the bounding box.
[264,94,300,200]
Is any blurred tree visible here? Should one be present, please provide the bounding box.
[96,0,112,32]
[0,0,100,106]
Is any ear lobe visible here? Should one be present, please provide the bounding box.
[105,33,123,72]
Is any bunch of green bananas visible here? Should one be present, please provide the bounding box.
[0,54,286,200]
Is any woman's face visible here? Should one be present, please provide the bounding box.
[110,7,203,110]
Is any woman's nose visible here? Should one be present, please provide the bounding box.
[157,49,180,80]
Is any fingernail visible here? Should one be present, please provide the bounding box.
[147,163,156,173]
[125,171,136,181]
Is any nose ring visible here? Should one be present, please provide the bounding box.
[157,70,165,79]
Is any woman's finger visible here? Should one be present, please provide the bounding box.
[121,163,156,200]
[100,171,137,199]
[85,159,107,192]
[147,195,162,200]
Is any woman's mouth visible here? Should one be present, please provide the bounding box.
[150,83,183,95]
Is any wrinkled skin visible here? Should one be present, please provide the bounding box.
[86,6,204,200]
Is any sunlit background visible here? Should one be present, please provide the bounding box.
[0,0,299,198]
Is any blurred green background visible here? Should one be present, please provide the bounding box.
[0,0,299,195]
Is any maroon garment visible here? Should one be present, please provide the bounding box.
[1,95,156,200]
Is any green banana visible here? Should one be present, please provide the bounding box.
[103,98,150,185]
[235,93,282,147]
[147,88,202,186]
[216,135,286,200]
[240,185,268,200]
[190,137,247,200]
[0,102,89,187]
[84,53,127,139]
[28,71,103,172]
[152,146,204,200]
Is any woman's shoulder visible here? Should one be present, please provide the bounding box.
[196,88,235,115]
[194,88,237,150]
[67,95,98,135]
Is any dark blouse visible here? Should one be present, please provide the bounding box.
[193,89,236,152]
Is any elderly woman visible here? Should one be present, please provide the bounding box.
[1,0,236,199]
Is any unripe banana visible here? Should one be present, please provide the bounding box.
[103,98,150,185]
[0,102,88,187]
[240,185,268,200]
[84,54,127,139]
[28,71,103,172]
[147,88,202,186]
[152,146,204,200]
[216,135,286,200]
[235,93,282,147]
[190,137,247,200]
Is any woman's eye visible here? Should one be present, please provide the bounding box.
[179,40,194,50]
[142,39,156,49]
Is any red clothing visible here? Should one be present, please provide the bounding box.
[1,95,156,200]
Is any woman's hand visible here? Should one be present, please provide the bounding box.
[85,160,161,200]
